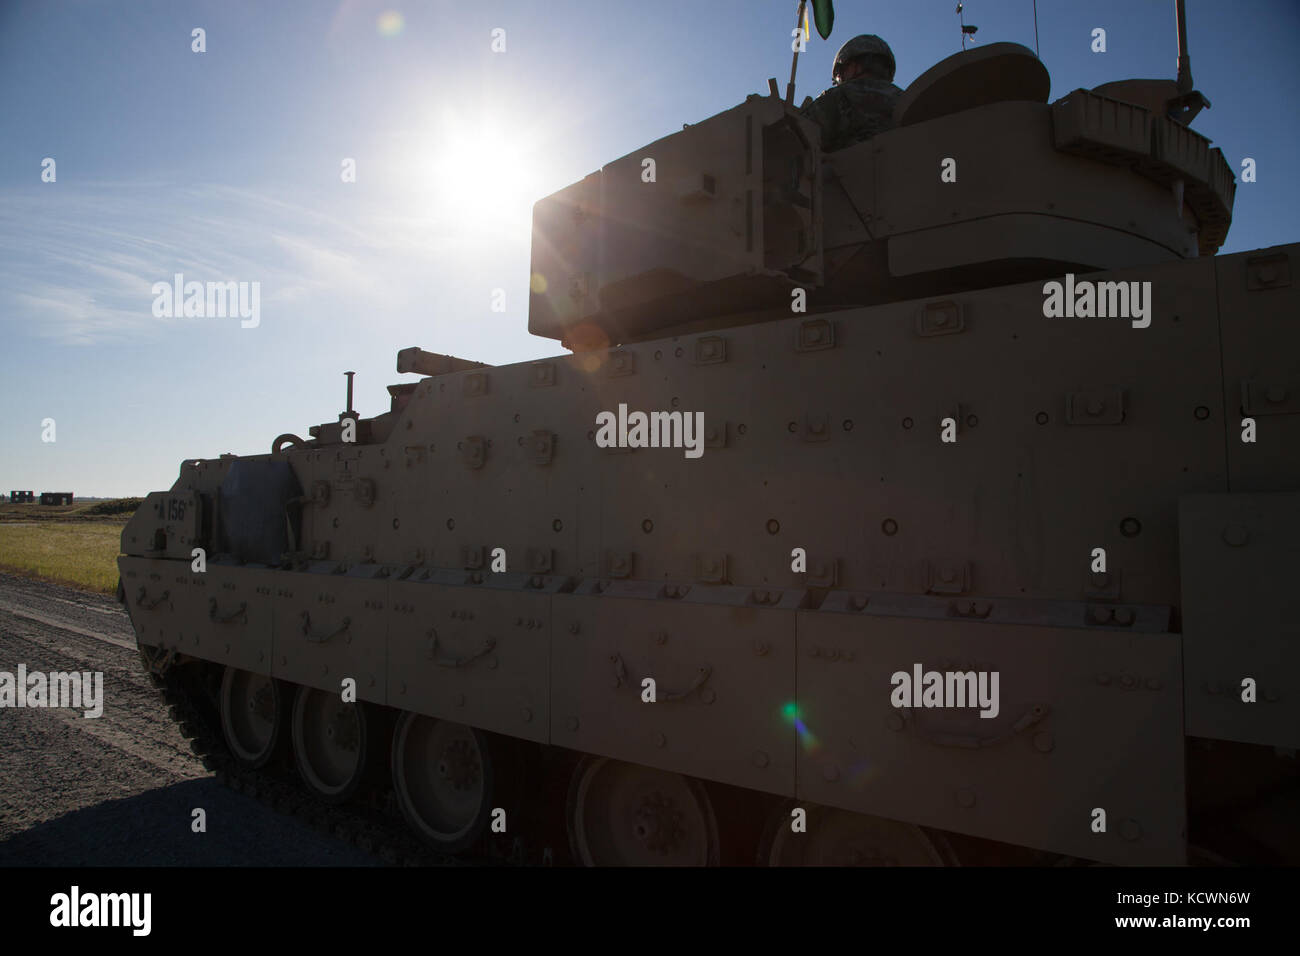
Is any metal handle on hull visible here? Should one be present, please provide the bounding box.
[425,629,496,668]
[300,612,350,644]
[136,587,170,610]
[208,599,248,625]
[272,433,306,454]
[903,703,1049,749]
[611,653,713,702]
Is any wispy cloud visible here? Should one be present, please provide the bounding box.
[0,181,468,345]
[13,287,148,346]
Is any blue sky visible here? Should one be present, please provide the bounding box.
[2,0,1297,497]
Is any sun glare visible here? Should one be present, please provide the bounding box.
[421,112,550,237]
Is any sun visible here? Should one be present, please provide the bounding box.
[420,110,550,237]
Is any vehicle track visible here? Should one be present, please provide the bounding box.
[0,572,486,866]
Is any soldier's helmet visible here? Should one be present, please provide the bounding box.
[832,34,896,85]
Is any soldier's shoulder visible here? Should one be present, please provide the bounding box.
[806,85,843,106]
[800,85,843,122]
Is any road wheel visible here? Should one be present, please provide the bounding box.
[219,667,287,769]
[291,685,381,802]
[567,757,719,866]
[391,713,497,852]
[759,802,956,866]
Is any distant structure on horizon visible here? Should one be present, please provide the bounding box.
[8,490,35,503]
[38,492,73,506]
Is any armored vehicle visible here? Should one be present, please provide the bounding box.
[119,20,1298,865]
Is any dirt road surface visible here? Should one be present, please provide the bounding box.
[0,571,374,866]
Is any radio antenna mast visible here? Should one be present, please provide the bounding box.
[1168,0,1210,124]
[786,0,807,105]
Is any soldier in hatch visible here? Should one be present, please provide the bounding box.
[801,34,903,152]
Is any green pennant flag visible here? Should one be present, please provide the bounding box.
[811,0,834,40]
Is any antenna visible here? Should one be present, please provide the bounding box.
[1167,0,1210,124]
[1174,0,1192,94]
[786,0,807,105]
[1032,0,1040,58]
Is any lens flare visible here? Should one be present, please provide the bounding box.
[377,11,404,37]
[845,758,879,788]
[782,701,820,751]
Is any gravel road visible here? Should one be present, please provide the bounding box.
[0,571,375,866]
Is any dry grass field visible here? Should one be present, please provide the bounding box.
[0,498,139,593]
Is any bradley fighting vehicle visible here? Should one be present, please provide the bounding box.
[118,12,1298,865]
